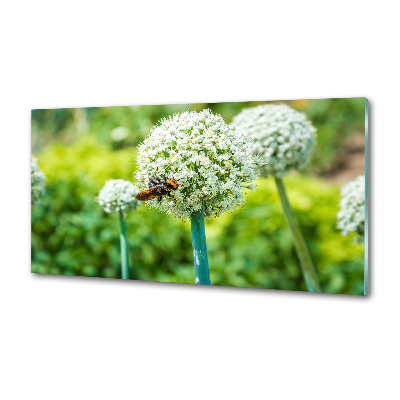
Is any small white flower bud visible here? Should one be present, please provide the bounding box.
[98,179,141,214]
[337,175,365,242]
[31,156,46,206]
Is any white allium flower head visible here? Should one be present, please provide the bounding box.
[337,175,365,242]
[135,109,263,220]
[110,126,129,142]
[31,156,46,206]
[231,104,316,177]
[98,179,141,214]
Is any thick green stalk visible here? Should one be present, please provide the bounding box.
[275,177,322,292]
[190,202,211,285]
[119,211,130,280]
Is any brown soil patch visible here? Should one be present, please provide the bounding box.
[323,132,366,184]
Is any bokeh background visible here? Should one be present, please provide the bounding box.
[31,98,365,294]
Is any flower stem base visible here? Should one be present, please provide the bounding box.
[119,211,130,280]
[275,177,321,293]
[190,203,211,285]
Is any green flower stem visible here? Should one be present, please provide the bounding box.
[119,211,130,280]
[275,177,322,292]
[190,202,211,285]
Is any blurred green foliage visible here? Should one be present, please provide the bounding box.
[31,98,365,175]
[32,138,364,294]
[303,98,365,174]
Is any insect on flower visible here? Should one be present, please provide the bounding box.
[135,176,179,203]
[135,109,263,219]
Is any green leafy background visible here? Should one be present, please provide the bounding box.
[31,98,365,294]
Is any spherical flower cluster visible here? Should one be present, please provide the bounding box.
[231,104,316,177]
[337,175,365,242]
[135,109,263,220]
[110,126,129,142]
[31,156,46,206]
[98,179,141,214]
